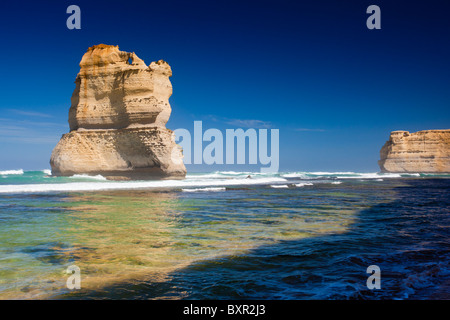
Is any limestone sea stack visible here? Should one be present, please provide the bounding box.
[50,44,186,180]
[378,130,450,173]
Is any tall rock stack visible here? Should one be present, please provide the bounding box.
[50,44,186,180]
[378,130,450,173]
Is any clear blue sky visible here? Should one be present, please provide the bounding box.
[0,0,449,172]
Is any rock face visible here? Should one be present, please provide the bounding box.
[379,130,450,173]
[50,44,186,180]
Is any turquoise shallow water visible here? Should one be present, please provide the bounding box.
[0,170,449,299]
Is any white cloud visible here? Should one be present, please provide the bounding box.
[225,119,272,128]
[8,109,53,118]
[0,118,63,144]
[205,115,272,128]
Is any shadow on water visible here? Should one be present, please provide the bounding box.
[59,179,450,300]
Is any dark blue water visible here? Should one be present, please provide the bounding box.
[45,178,449,300]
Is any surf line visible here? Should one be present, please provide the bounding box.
[174,121,279,173]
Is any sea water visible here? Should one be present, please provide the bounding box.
[0,170,449,299]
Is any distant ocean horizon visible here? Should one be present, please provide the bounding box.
[0,169,449,299]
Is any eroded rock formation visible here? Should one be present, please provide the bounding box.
[50,44,186,180]
[379,130,450,173]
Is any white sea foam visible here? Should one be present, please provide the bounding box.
[0,176,287,194]
[0,169,431,194]
[281,173,306,178]
[291,172,409,179]
[186,173,223,179]
[69,174,107,181]
[271,184,289,188]
[0,169,24,175]
[295,183,313,187]
[42,169,52,175]
[309,171,357,175]
[187,171,265,179]
[280,171,404,179]
[282,171,403,179]
[218,171,267,175]
[182,187,226,192]
[339,173,402,179]
[216,171,248,175]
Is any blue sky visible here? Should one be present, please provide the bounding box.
[0,0,449,172]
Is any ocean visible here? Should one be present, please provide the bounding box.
[0,170,449,299]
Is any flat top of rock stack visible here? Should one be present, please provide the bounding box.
[390,129,450,134]
[50,44,186,180]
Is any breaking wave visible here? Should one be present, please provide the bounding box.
[0,169,24,175]
[0,169,447,194]
[0,176,287,194]
[281,171,431,180]
[295,182,314,187]
[182,187,226,192]
[271,184,289,188]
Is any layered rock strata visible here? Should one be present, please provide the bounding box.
[379,130,450,173]
[50,44,186,180]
